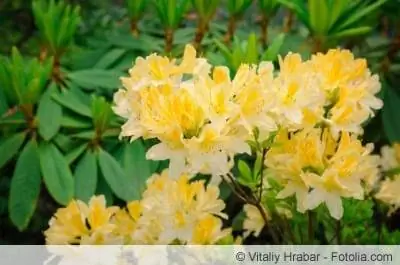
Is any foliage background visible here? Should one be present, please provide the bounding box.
[1,0,400,244]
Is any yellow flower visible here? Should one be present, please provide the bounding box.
[190,215,231,244]
[44,195,120,245]
[380,144,400,171]
[243,204,268,238]
[375,175,400,215]
[310,49,383,136]
[266,128,378,219]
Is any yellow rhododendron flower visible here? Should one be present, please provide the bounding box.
[375,174,400,215]
[44,195,120,245]
[380,143,400,171]
[243,204,269,238]
[45,171,232,245]
[266,128,379,219]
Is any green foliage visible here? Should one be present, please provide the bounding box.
[39,142,74,205]
[153,0,190,30]
[37,83,62,141]
[258,0,280,16]
[192,0,220,23]
[227,0,253,18]
[126,0,147,21]
[278,0,388,49]
[9,139,41,231]
[383,85,400,143]
[215,33,285,72]
[0,48,52,105]
[32,0,81,55]
[74,149,98,202]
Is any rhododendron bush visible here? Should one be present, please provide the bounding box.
[44,45,399,245]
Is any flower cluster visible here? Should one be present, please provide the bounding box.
[46,45,384,245]
[113,45,278,183]
[114,46,382,187]
[45,170,232,245]
[374,144,400,215]
[265,129,379,219]
[262,49,382,220]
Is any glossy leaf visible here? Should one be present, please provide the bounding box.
[37,83,62,141]
[98,148,131,201]
[39,142,74,205]
[9,139,41,231]
[74,150,98,203]
[0,132,26,169]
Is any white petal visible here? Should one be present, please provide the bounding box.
[277,182,296,199]
[168,155,186,179]
[326,194,343,220]
[307,189,325,210]
[146,143,173,160]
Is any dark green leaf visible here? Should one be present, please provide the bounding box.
[94,48,127,69]
[98,148,131,201]
[9,139,41,231]
[37,83,62,141]
[383,87,400,143]
[39,142,74,205]
[117,140,158,200]
[74,150,97,203]
[67,69,122,90]
[0,132,26,168]
[52,89,92,118]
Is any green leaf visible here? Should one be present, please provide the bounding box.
[65,144,87,165]
[0,88,8,116]
[61,114,92,129]
[67,69,123,91]
[71,130,96,140]
[308,0,329,34]
[0,132,26,168]
[262,33,285,61]
[96,172,114,206]
[337,0,387,31]
[37,83,62,141]
[117,140,158,200]
[383,87,400,143]
[74,150,98,203]
[52,89,92,117]
[238,160,252,181]
[329,26,372,39]
[9,139,41,231]
[94,48,127,69]
[98,148,131,201]
[245,33,258,64]
[39,142,74,205]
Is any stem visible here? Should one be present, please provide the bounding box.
[39,46,48,62]
[130,19,139,37]
[165,28,174,54]
[312,37,323,53]
[221,173,279,244]
[308,211,314,244]
[224,16,236,44]
[257,148,267,203]
[255,203,279,244]
[194,20,207,51]
[260,15,269,47]
[336,220,342,245]
[283,10,294,33]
